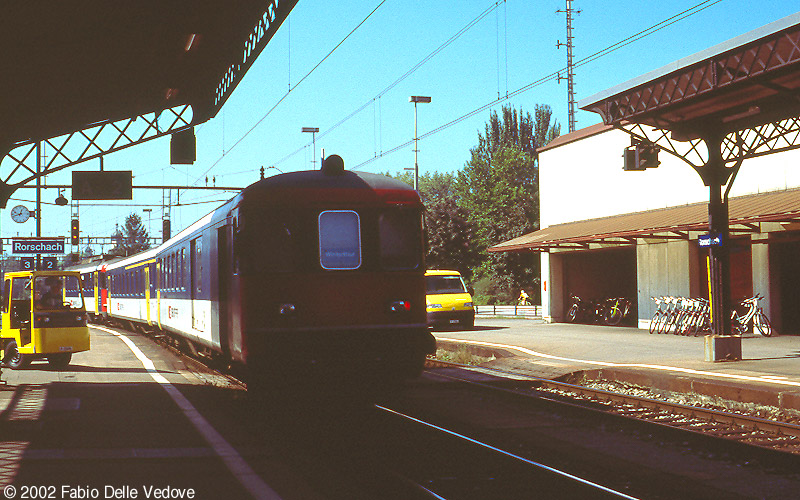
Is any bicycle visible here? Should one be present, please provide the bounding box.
[602,297,630,325]
[567,295,605,324]
[731,295,773,336]
[649,297,665,334]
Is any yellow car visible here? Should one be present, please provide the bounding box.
[425,270,475,329]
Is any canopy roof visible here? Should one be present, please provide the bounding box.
[489,188,800,253]
[1,1,295,151]
[579,12,800,139]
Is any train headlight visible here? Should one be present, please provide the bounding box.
[464,302,473,308]
[279,303,296,316]
[427,303,442,310]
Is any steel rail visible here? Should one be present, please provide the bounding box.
[425,360,800,450]
[376,404,641,500]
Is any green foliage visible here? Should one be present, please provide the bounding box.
[108,213,150,257]
[456,104,559,303]
[386,103,560,304]
[385,171,479,278]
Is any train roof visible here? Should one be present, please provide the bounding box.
[245,168,415,193]
[88,162,418,272]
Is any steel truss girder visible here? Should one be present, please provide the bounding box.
[0,105,193,208]
[618,115,800,186]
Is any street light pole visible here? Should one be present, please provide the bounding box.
[143,208,152,238]
[409,96,431,191]
[302,127,319,168]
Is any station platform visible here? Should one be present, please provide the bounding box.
[0,325,310,499]
[433,318,800,416]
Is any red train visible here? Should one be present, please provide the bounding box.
[71,155,434,389]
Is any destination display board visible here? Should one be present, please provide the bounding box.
[72,171,133,200]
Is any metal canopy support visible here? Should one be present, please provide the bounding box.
[0,105,192,209]
[617,117,800,339]
[0,0,297,209]
[579,14,800,357]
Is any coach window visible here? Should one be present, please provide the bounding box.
[180,248,186,289]
[379,210,421,270]
[319,210,361,270]
[191,237,202,297]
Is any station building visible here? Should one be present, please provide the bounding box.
[490,122,800,334]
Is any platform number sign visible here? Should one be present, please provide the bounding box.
[42,257,58,270]
[20,257,35,270]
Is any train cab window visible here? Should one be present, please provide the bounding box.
[379,210,422,270]
[319,210,361,270]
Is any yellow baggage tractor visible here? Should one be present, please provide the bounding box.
[1,270,90,369]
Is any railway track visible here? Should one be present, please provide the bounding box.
[424,359,800,456]
[375,404,639,499]
[100,324,800,498]
[104,323,646,498]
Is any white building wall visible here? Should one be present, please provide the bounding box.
[538,125,800,328]
[539,127,800,229]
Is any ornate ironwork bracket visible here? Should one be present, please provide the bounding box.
[617,115,800,188]
[0,104,193,208]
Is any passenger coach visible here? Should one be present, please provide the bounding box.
[75,156,434,387]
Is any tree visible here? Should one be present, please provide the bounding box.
[456,104,560,303]
[386,171,478,276]
[108,213,150,257]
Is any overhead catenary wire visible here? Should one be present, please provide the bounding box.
[351,0,727,171]
[195,0,727,178]
[193,0,389,186]
[269,0,504,169]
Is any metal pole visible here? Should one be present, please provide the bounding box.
[708,182,732,336]
[36,142,42,270]
[413,101,419,191]
[408,96,430,191]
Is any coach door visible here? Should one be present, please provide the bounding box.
[217,221,238,359]
[190,236,204,332]
[144,266,152,325]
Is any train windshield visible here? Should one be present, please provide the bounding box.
[379,209,421,270]
[319,210,361,270]
[242,205,421,273]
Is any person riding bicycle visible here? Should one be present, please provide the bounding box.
[518,289,531,306]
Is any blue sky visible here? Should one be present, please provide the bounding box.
[5,0,799,255]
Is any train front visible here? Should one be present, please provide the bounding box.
[235,156,434,385]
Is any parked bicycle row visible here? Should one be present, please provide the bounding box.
[650,294,773,336]
[567,295,633,326]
